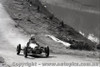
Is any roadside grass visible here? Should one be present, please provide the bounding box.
[35,34,100,58]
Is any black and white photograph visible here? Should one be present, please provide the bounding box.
[0,0,100,67]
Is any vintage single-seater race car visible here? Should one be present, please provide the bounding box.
[16,43,49,58]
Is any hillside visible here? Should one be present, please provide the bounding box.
[41,0,100,44]
[3,0,97,51]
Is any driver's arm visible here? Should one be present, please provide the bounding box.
[27,42,30,47]
[35,42,39,46]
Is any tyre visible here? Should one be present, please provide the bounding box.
[45,46,49,57]
[17,44,21,55]
[24,47,28,58]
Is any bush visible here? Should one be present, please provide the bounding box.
[49,14,54,20]
[70,41,96,51]
[97,44,100,49]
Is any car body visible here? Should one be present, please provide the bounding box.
[16,43,49,58]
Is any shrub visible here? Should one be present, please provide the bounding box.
[70,41,96,51]
[97,44,100,49]
[49,14,54,20]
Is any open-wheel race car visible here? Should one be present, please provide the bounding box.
[16,43,49,58]
[16,37,49,58]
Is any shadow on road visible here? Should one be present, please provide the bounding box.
[18,54,56,59]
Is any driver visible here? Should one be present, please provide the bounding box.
[27,36,39,48]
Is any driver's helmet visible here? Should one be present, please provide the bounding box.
[30,36,35,40]
[29,36,36,43]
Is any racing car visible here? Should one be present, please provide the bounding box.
[16,41,49,58]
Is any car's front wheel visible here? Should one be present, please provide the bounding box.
[17,44,21,55]
[24,47,28,58]
[45,46,49,57]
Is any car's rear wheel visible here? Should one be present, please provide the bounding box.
[17,44,21,55]
[24,47,28,58]
[45,46,49,57]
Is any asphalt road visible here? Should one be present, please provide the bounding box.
[0,1,99,67]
